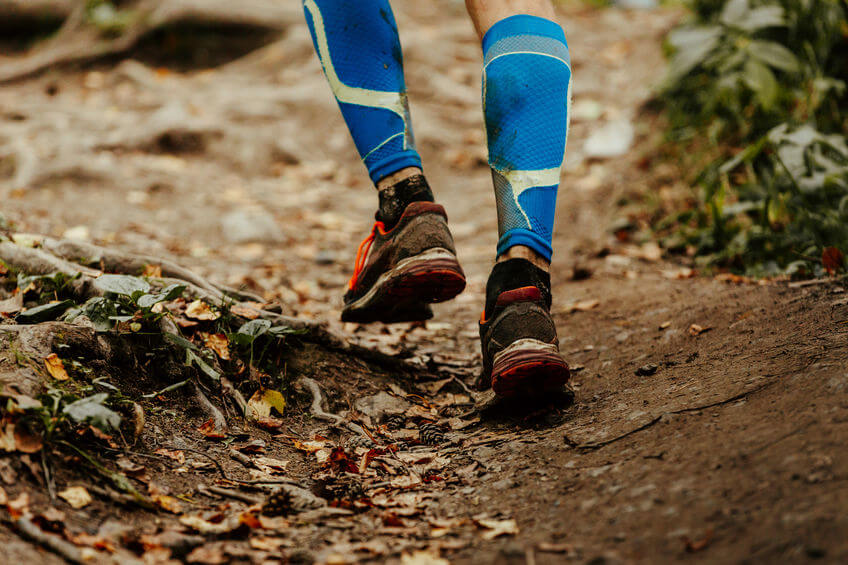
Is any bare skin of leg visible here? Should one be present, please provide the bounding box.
[465,0,556,40]
[467,0,556,271]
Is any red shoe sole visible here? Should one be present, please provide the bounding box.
[491,341,570,397]
[342,250,466,324]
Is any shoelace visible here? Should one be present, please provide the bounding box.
[348,221,385,291]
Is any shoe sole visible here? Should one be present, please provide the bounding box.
[341,247,466,324]
[490,338,570,397]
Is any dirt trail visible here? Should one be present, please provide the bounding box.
[2,2,847,564]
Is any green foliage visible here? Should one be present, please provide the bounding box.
[659,0,848,275]
[65,275,186,332]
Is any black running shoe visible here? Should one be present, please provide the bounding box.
[478,258,570,396]
[342,201,466,324]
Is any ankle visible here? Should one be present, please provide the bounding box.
[485,257,552,317]
[376,167,423,192]
[375,171,434,230]
[497,246,550,272]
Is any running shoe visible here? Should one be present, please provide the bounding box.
[342,201,466,323]
[478,258,570,396]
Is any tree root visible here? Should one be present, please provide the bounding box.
[298,376,373,443]
[11,513,85,564]
[0,0,303,84]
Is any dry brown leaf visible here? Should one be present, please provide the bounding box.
[822,246,844,276]
[250,537,289,551]
[659,321,671,330]
[566,298,600,313]
[197,419,227,440]
[662,267,697,279]
[0,293,23,315]
[152,494,184,514]
[154,448,185,464]
[0,423,17,452]
[44,353,69,381]
[185,300,220,321]
[537,542,575,554]
[683,528,714,553]
[7,491,30,518]
[142,264,163,277]
[230,302,266,320]
[293,439,327,453]
[475,518,519,540]
[180,514,242,535]
[200,332,230,360]
[0,486,7,505]
[400,551,450,565]
[13,424,43,454]
[688,324,712,337]
[59,486,92,509]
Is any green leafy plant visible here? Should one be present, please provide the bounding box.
[658,0,848,275]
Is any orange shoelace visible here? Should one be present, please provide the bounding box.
[348,221,385,290]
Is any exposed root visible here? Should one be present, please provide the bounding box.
[194,383,228,432]
[11,513,85,564]
[298,376,373,443]
[0,0,303,84]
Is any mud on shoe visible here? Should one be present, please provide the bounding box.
[342,198,466,324]
[478,258,570,397]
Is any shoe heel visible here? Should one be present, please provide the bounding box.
[491,338,570,397]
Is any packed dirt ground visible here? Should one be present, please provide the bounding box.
[1,1,847,563]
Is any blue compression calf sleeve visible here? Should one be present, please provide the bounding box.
[303,0,421,183]
[483,15,572,261]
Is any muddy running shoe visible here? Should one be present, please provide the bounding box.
[478,258,570,397]
[342,179,466,323]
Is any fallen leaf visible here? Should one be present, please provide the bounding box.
[254,417,284,431]
[7,491,30,518]
[292,439,327,453]
[688,324,712,337]
[253,456,289,475]
[565,299,600,313]
[475,518,519,540]
[154,448,185,464]
[714,273,753,284]
[0,293,23,315]
[683,527,714,553]
[537,542,575,554]
[662,267,697,279]
[659,321,671,330]
[400,551,450,565]
[198,419,227,440]
[246,389,286,420]
[152,494,184,514]
[249,537,289,551]
[142,264,163,278]
[0,486,6,505]
[230,302,266,320]
[180,514,243,535]
[185,300,220,321]
[13,424,43,454]
[44,353,69,381]
[186,543,227,564]
[201,333,230,360]
[59,486,92,509]
[822,247,844,276]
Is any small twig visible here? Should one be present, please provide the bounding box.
[41,449,56,501]
[162,446,301,486]
[576,382,775,451]
[142,379,191,399]
[197,484,261,505]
